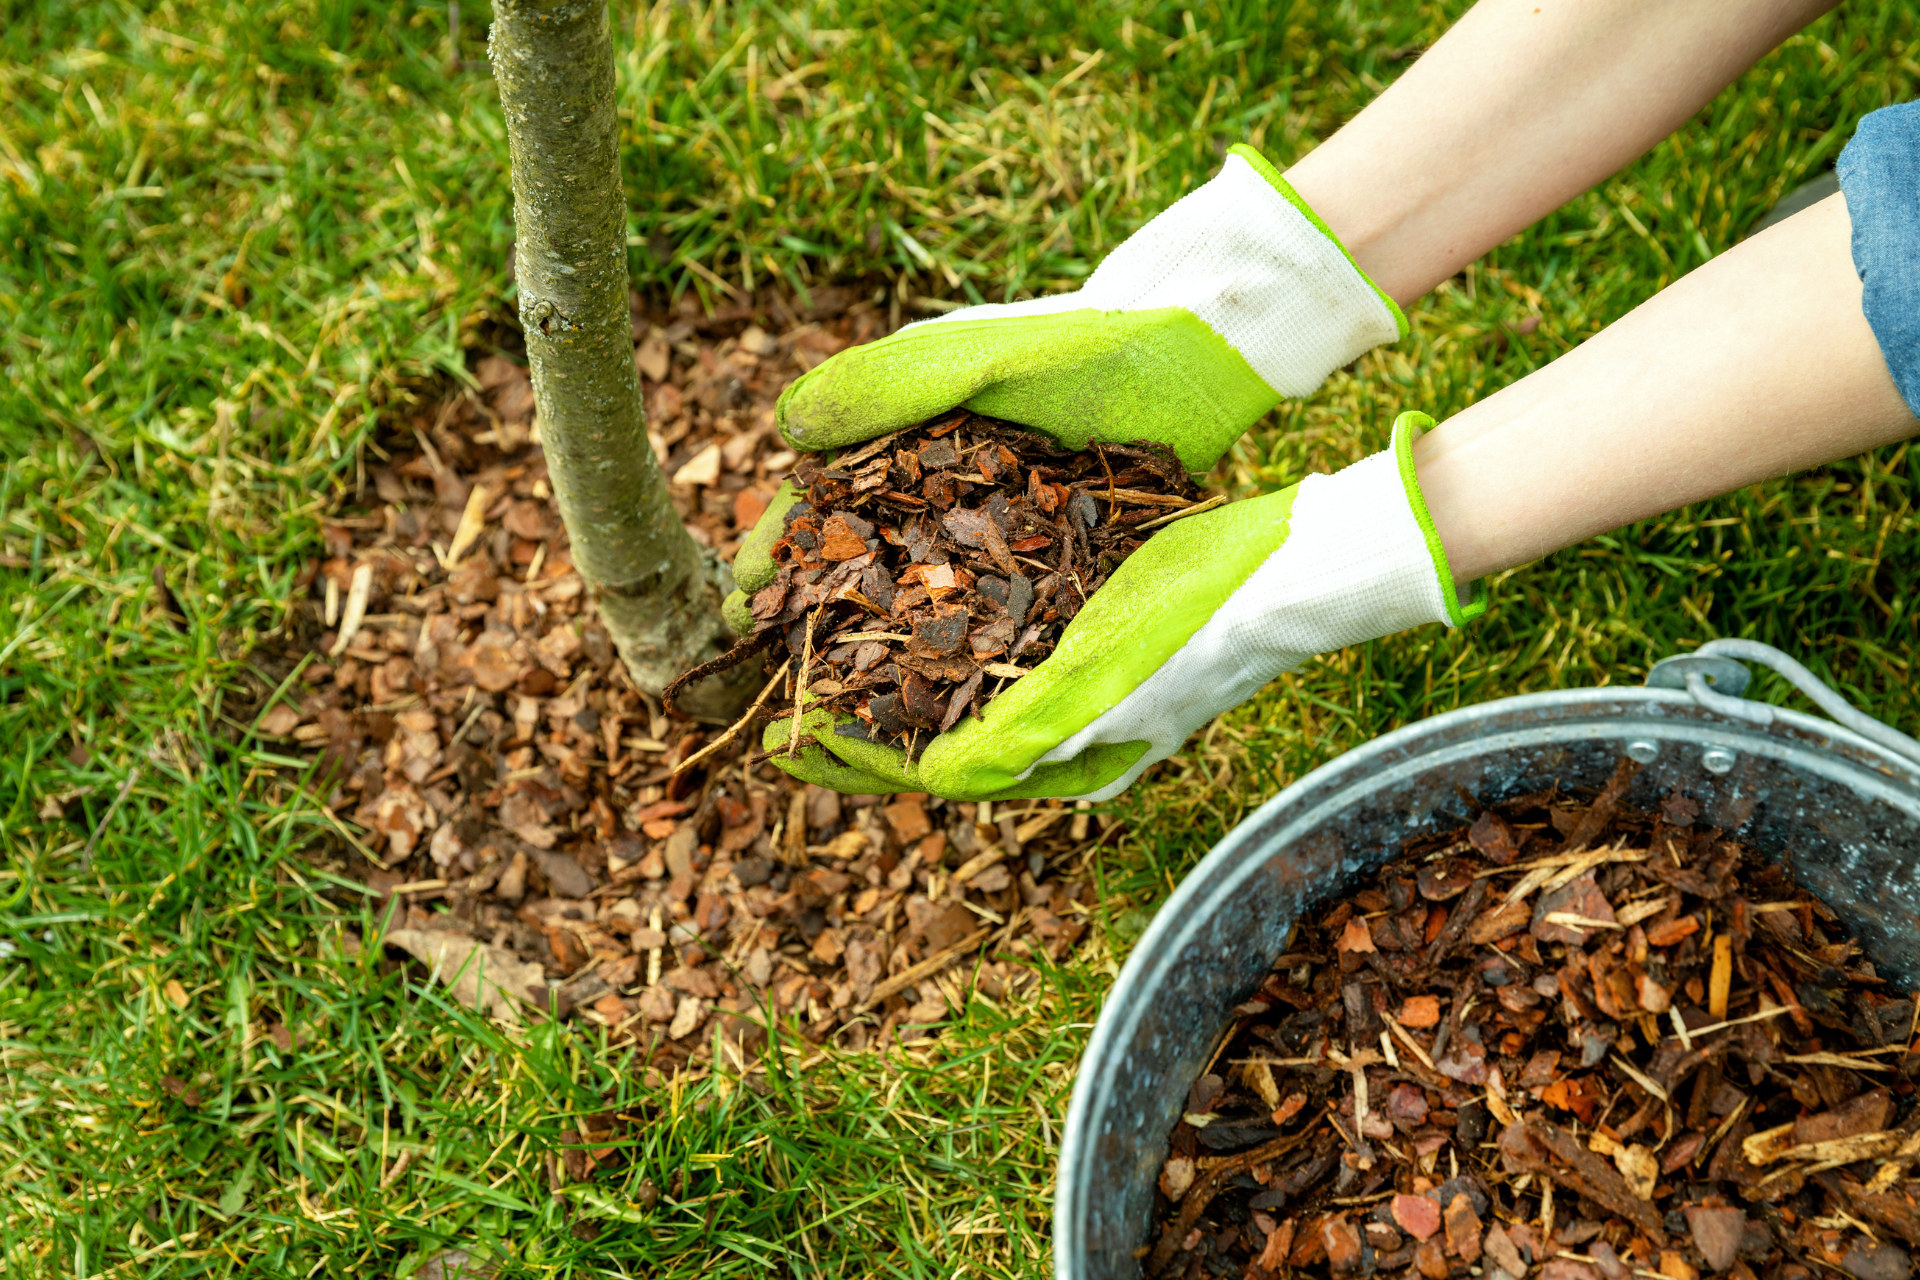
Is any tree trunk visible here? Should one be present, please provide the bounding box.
[488,0,748,718]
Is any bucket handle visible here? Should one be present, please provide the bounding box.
[1646,639,1920,769]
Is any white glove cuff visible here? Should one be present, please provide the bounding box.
[1077,145,1405,397]
[910,148,1405,399]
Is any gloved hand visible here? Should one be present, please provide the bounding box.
[776,144,1405,476]
[760,412,1484,801]
[721,143,1405,635]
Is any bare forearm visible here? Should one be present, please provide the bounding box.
[1413,193,1916,585]
[1285,0,1839,305]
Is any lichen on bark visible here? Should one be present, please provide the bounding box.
[488,0,747,717]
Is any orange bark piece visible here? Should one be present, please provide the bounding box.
[1645,914,1699,947]
[1760,964,1814,1035]
[1659,1251,1699,1280]
[1443,1193,1483,1262]
[818,516,869,561]
[883,798,932,843]
[1539,1073,1605,1124]
[1258,1220,1297,1270]
[1708,934,1733,1018]
[1399,995,1442,1028]
[899,562,971,600]
[1322,1215,1364,1275]
[1289,1214,1329,1267]
[733,487,770,529]
[1336,916,1376,954]
[1391,1194,1442,1241]
[1565,1074,1604,1124]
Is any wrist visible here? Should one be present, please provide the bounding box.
[1281,144,1434,311]
[1390,411,1483,627]
[1227,144,1408,342]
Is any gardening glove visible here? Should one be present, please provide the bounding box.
[777,144,1405,476]
[721,143,1405,635]
[762,411,1484,802]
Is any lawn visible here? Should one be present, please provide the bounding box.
[2,0,1917,1276]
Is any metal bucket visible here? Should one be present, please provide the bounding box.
[1055,642,1920,1280]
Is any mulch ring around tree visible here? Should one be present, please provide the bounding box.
[1148,758,1920,1280]
[253,284,1121,1080]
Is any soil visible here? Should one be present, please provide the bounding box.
[258,285,1115,1077]
[1147,759,1920,1280]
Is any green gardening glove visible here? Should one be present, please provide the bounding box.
[723,143,1404,635]
[780,144,1405,475]
[762,413,1484,801]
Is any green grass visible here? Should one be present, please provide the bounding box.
[3,0,1918,1275]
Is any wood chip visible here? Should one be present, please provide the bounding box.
[858,927,991,1010]
[1707,933,1733,1019]
[328,563,373,658]
[1543,911,1624,931]
[1134,494,1228,530]
[446,482,492,566]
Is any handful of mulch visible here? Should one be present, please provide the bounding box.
[682,413,1217,755]
[1149,759,1920,1280]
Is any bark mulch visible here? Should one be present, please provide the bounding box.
[1147,759,1920,1280]
[267,286,1113,1077]
[694,413,1210,756]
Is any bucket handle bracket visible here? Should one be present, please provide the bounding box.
[1647,640,1920,769]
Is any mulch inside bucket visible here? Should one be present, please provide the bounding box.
[1147,758,1920,1280]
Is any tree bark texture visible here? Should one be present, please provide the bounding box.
[488,0,745,716]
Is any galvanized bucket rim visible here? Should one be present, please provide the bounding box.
[1054,682,1920,1277]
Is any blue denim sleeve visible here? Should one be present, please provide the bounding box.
[1837,101,1920,418]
